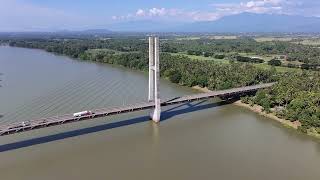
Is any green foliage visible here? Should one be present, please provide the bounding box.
[187,50,202,56]
[214,54,225,59]
[164,69,181,83]
[301,64,319,70]
[268,59,282,66]
[252,72,320,129]
[285,91,320,126]
[254,90,272,112]
[236,56,264,63]
[203,52,213,57]
[241,96,255,106]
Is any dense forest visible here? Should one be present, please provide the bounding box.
[5,37,320,135]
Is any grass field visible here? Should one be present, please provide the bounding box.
[175,35,238,41]
[293,38,320,46]
[255,36,320,46]
[175,37,201,40]
[88,49,302,73]
[170,52,301,73]
[87,48,130,55]
[237,53,277,62]
[254,37,294,42]
[253,63,301,73]
[169,53,229,64]
[208,36,238,40]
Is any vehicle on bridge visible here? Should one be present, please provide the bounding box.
[73,111,93,117]
[0,83,275,136]
[5,121,31,130]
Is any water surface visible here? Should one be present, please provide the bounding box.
[0,47,320,180]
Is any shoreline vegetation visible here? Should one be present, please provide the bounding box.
[192,86,320,139]
[233,100,301,129]
[5,38,320,138]
[234,100,320,139]
[192,87,300,130]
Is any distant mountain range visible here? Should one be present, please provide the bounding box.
[3,13,319,34]
[106,13,320,33]
[106,20,185,32]
[177,13,320,33]
[57,29,113,34]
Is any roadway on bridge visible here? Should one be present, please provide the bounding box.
[0,83,275,136]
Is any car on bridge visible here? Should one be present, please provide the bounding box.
[8,121,31,130]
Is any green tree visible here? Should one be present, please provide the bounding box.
[268,59,282,66]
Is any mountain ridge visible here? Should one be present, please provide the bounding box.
[106,13,320,33]
[177,13,320,33]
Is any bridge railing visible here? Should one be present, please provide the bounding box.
[0,82,275,136]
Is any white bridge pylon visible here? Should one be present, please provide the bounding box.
[148,36,161,123]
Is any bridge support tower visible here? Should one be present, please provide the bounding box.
[148,36,161,123]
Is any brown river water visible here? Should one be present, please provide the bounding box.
[0,46,320,180]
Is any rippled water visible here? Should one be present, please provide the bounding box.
[1,46,320,180]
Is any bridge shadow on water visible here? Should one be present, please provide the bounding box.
[0,99,235,152]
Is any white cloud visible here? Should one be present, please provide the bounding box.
[212,0,286,15]
[149,8,166,16]
[112,0,288,22]
[113,7,220,22]
[136,9,145,16]
[245,0,282,8]
[187,11,219,21]
[211,0,320,17]
[109,1,320,23]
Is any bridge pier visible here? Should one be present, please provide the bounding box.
[148,36,161,123]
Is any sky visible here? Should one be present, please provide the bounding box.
[0,0,319,31]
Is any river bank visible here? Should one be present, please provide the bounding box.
[232,100,300,129]
[234,100,320,139]
[192,86,299,128]
[191,86,320,139]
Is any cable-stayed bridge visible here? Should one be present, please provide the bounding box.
[0,37,275,136]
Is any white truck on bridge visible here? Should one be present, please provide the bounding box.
[73,111,93,117]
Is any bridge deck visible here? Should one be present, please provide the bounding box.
[0,83,275,136]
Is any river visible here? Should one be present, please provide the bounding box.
[0,46,320,180]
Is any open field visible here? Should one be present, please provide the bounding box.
[236,53,303,69]
[176,35,238,40]
[175,37,201,40]
[237,53,277,62]
[170,52,301,73]
[254,37,294,42]
[253,63,301,73]
[208,35,238,40]
[169,53,229,64]
[254,36,320,46]
[86,48,124,55]
[293,38,320,46]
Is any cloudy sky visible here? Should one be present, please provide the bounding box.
[0,0,319,31]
